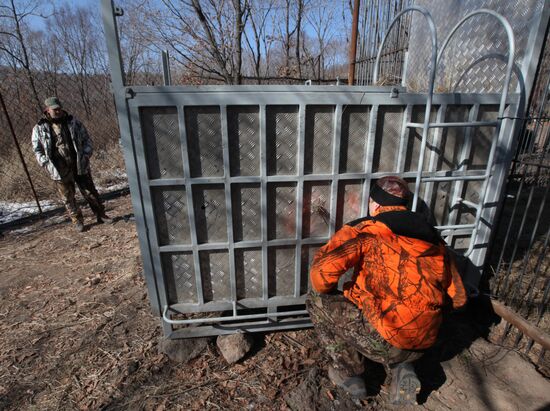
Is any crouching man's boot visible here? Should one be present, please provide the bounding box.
[389,362,421,405]
[328,365,367,399]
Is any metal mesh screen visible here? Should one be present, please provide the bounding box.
[141,107,182,179]
[266,106,299,175]
[340,106,370,173]
[153,187,190,246]
[186,107,224,177]
[228,106,260,176]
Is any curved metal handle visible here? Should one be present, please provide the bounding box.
[437,9,515,114]
[373,6,437,90]
[436,10,515,258]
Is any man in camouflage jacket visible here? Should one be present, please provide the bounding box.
[32,97,112,232]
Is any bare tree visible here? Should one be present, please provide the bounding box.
[303,0,337,80]
[153,0,249,84]
[50,5,103,117]
[243,0,275,82]
[0,0,45,111]
[28,30,64,97]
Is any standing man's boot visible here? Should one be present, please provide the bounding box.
[75,220,85,232]
[389,362,421,405]
[96,213,114,224]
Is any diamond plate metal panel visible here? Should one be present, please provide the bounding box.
[185,106,224,177]
[304,106,334,174]
[373,106,404,172]
[438,106,470,171]
[300,245,321,294]
[470,106,498,170]
[193,185,227,243]
[140,107,182,179]
[407,0,544,92]
[340,106,370,173]
[303,182,331,238]
[268,246,295,297]
[267,183,296,240]
[163,253,196,304]
[404,106,438,171]
[152,187,190,245]
[266,106,299,175]
[336,180,364,228]
[232,184,261,242]
[200,250,231,302]
[235,248,262,299]
[228,106,260,176]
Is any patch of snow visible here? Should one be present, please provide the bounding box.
[0,200,58,225]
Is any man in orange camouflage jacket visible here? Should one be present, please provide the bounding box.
[306,176,467,405]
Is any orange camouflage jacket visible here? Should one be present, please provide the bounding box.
[310,206,467,350]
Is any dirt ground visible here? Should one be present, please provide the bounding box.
[1,194,550,411]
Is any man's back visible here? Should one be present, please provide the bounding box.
[310,209,467,350]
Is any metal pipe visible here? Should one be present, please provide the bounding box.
[162,50,172,86]
[407,121,499,128]
[348,0,361,85]
[163,305,309,325]
[490,299,550,351]
[0,90,42,215]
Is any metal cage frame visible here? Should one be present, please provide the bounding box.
[102,1,524,338]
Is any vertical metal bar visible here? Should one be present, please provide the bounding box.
[522,202,550,316]
[396,104,412,173]
[178,106,205,305]
[101,0,162,316]
[507,171,550,306]
[0,90,42,215]
[294,105,306,298]
[329,105,342,236]
[496,173,528,297]
[260,105,268,300]
[162,50,172,86]
[446,104,479,244]
[348,0,361,85]
[520,0,550,104]
[128,105,171,317]
[423,104,446,205]
[361,105,379,216]
[220,105,237,306]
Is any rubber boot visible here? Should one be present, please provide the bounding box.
[389,362,421,405]
[328,365,367,399]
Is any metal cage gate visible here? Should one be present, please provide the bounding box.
[102,1,522,338]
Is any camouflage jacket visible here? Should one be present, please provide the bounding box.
[31,112,93,180]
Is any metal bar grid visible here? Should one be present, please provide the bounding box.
[117,96,519,337]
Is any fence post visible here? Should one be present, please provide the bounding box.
[348,0,361,85]
[0,90,42,215]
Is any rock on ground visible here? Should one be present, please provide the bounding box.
[216,333,254,364]
[158,336,210,363]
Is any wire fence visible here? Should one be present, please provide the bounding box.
[0,69,127,226]
[0,68,348,228]
[353,0,415,85]
[487,24,550,373]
